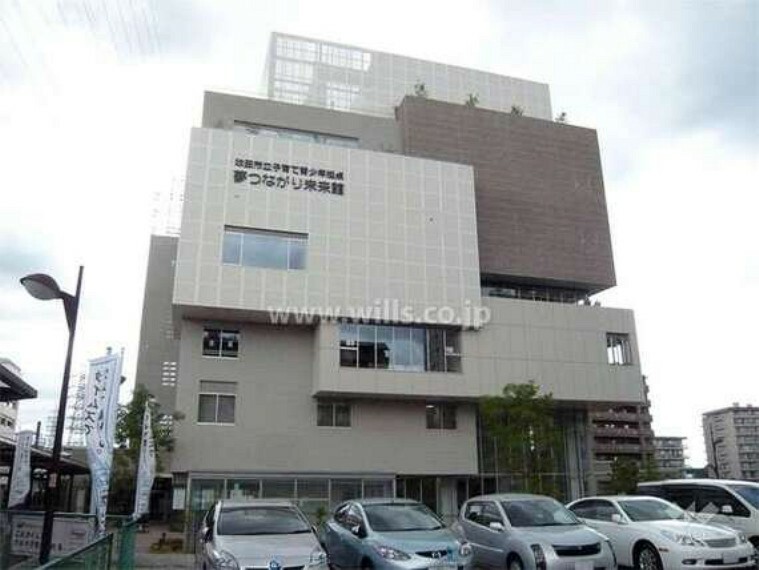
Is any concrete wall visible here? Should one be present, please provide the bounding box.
[174,127,482,324]
[314,297,646,404]
[397,97,616,292]
[202,92,402,154]
[134,235,180,411]
[267,33,553,120]
[171,319,478,475]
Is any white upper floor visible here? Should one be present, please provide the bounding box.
[264,32,553,119]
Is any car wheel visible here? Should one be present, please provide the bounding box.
[507,554,524,570]
[634,543,662,570]
[360,558,374,569]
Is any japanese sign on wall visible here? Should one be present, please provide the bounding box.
[232,158,345,196]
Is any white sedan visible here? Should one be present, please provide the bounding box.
[567,495,757,570]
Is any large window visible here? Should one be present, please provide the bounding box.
[198,381,237,424]
[317,401,351,427]
[339,323,462,373]
[606,333,633,365]
[202,328,239,358]
[223,227,307,270]
[426,403,457,430]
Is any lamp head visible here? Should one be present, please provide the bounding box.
[20,273,63,301]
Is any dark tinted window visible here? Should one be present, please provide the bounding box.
[364,503,443,532]
[661,485,698,511]
[569,499,619,522]
[217,506,310,535]
[728,484,759,509]
[697,487,750,518]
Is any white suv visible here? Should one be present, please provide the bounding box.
[637,480,759,550]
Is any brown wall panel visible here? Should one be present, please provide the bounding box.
[397,97,616,291]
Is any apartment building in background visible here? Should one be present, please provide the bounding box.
[0,359,22,439]
[589,394,655,491]
[653,436,687,479]
[704,404,759,482]
[135,33,650,532]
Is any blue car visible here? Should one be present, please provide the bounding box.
[323,498,474,569]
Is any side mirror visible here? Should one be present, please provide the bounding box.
[350,524,367,539]
[489,521,505,532]
[721,505,734,515]
[611,514,626,525]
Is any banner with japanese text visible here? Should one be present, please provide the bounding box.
[84,352,122,535]
[8,430,34,507]
[133,405,155,519]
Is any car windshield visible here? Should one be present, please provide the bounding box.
[501,499,580,527]
[363,503,444,532]
[728,485,759,509]
[217,506,311,536]
[617,499,686,522]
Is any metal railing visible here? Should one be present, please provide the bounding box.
[0,511,136,570]
[36,533,112,570]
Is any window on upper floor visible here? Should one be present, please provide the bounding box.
[317,401,351,427]
[198,381,237,424]
[606,333,633,365]
[232,121,359,149]
[203,328,240,358]
[426,403,457,430]
[339,323,462,373]
[223,227,307,270]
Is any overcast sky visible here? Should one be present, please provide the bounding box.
[1,0,757,465]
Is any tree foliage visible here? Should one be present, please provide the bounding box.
[480,382,562,496]
[608,458,640,494]
[108,384,183,514]
[413,81,428,98]
[510,104,524,116]
[465,93,479,107]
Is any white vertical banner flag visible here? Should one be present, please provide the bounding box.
[8,430,34,507]
[133,404,156,519]
[84,352,122,536]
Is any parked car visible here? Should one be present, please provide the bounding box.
[195,499,329,570]
[637,480,759,549]
[323,498,474,569]
[567,495,757,569]
[452,493,616,570]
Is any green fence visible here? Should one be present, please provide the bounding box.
[0,511,136,570]
[36,533,112,570]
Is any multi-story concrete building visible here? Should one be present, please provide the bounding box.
[135,33,649,528]
[0,359,22,439]
[704,404,759,482]
[653,436,687,479]
[589,399,655,490]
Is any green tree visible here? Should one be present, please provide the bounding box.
[108,384,183,514]
[510,104,524,116]
[465,93,479,107]
[480,382,562,496]
[640,455,661,482]
[608,458,639,494]
[555,111,568,123]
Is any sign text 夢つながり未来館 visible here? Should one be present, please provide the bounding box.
[233,158,345,195]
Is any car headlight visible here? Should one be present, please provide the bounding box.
[308,546,329,567]
[372,544,411,560]
[660,530,705,547]
[210,548,239,570]
[459,541,473,557]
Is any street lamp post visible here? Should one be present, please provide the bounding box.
[20,266,83,564]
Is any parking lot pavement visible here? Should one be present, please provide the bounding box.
[135,522,194,568]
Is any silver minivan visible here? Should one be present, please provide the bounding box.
[637,479,759,550]
[453,493,616,570]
